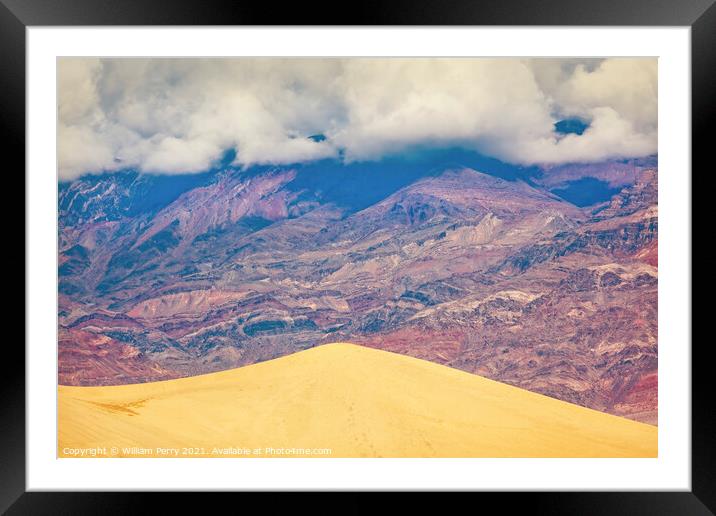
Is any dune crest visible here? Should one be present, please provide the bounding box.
[59,343,657,458]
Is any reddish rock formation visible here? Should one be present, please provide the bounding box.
[58,163,658,423]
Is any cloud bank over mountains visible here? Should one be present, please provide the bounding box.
[58,58,657,180]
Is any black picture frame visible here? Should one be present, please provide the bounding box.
[3,0,712,513]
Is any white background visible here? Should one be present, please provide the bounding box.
[26,27,691,491]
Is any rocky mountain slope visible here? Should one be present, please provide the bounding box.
[58,159,658,424]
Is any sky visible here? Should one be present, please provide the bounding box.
[58,58,657,181]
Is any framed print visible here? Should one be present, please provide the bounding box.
[4,0,713,512]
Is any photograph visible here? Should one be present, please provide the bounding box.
[2,0,708,506]
[56,57,659,459]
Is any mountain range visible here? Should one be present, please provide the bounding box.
[58,152,658,424]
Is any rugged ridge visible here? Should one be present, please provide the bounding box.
[58,162,658,424]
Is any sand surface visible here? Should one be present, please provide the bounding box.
[58,343,657,458]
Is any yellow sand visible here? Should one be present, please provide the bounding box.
[58,343,657,458]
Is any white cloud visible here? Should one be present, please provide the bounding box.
[57,57,657,180]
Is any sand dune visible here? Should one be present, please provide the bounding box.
[58,343,657,458]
